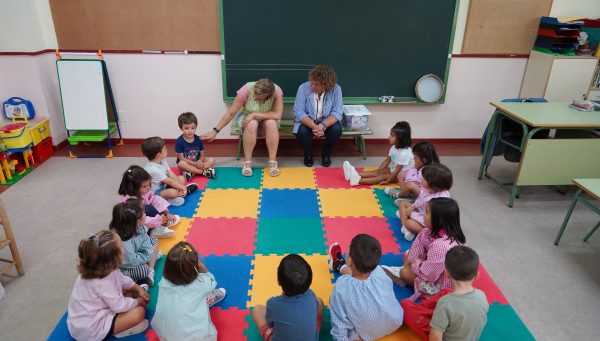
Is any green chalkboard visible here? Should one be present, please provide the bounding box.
[219,0,459,103]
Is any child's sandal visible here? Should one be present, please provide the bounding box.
[242,161,253,177]
[268,160,280,177]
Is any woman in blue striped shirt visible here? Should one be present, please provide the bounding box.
[293,65,344,167]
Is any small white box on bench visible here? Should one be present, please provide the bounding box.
[343,105,371,131]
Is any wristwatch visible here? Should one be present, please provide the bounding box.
[213,127,220,133]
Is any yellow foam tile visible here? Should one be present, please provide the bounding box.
[248,254,334,308]
[377,326,422,341]
[158,217,192,254]
[318,188,383,217]
[261,167,316,189]
[195,189,260,218]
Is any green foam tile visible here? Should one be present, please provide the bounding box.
[205,167,263,189]
[255,217,327,255]
[373,188,399,218]
[480,303,535,340]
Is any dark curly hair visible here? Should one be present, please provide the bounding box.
[163,242,200,285]
[178,112,198,128]
[78,230,122,280]
[391,121,412,149]
[118,165,151,197]
[309,65,337,92]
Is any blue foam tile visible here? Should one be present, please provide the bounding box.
[259,189,321,218]
[386,216,414,252]
[168,189,203,218]
[48,311,156,341]
[202,254,254,309]
[380,253,415,301]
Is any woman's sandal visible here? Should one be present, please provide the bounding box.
[242,161,253,177]
[268,160,280,177]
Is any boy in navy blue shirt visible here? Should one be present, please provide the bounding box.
[251,254,324,341]
[176,112,216,180]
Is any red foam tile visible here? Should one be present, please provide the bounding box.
[146,308,249,341]
[323,217,401,254]
[170,166,210,190]
[210,307,249,340]
[187,218,257,256]
[314,167,370,189]
[474,264,509,305]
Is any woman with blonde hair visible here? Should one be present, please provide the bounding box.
[293,65,343,167]
[202,79,283,177]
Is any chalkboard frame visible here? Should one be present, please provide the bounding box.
[219,0,460,104]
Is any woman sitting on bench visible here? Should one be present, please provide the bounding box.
[293,65,343,167]
[202,79,283,177]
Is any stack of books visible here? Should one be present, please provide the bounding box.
[534,16,582,56]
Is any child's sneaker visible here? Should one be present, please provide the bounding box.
[349,167,361,187]
[384,187,401,199]
[395,210,401,219]
[394,197,415,206]
[147,268,155,286]
[186,183,199,195]
[206,288,227,307]
[140,283,149,292]
[167,197,185,206]
[202,168,216,179]
[151,226,174,239]
[401,226,415,241]
[183,171,193,181]
[166,214,180,228]
[114,319,149,338]
[381,265,406,286]
[342,161,352,181]
[328,243,345,272]
[157,250,164,260]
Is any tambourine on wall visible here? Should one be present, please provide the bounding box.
[415,74,445,103]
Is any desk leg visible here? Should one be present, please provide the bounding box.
[508,184,520,208]
[583,221,600,242]
[2,159,12,180]
[554,189,582,245]
[478,111,499,180]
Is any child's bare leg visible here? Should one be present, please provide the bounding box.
[340,265,352,276]
[400,266,417,286]
[176,175,185,185]
[148,243,159,268]
[202,157,215,169]
[251,304,268,328]
[160,188,183,199]
[113,306,145,334]
[399,201,412,222]
[357,169,380,178]
[359,175,388,185]
[399,182,420,197]
[316,297,324,330]
[404,219,424,234]
[178,161,204,175]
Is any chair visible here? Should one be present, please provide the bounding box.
[0,198,25,277]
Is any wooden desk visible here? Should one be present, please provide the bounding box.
[554,179,600,245]
[478,102,600,207]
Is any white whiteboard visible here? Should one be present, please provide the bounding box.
[57,60,109,130]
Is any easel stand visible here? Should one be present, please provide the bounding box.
[0,199,25,277]
[56,50,124,158]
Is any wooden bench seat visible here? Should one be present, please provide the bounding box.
[230,119,372,160]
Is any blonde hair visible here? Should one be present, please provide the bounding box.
[309,65,337,92]
[253,79,276,101]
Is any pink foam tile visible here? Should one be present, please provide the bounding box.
[314,167,371,189]
[187,217,258,256]
[323,217,402,254]
[474,264,509,305]
[170,166,210,190]
[210,307,249,340]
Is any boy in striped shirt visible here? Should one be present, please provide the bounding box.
[328,234,404,340]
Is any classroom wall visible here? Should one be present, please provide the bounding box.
[0,0,596,144]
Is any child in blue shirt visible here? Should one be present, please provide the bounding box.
[176,112,216,180]
[329,234,404,341]
[251,254,324,341]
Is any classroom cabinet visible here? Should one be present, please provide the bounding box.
[520,50,598,102]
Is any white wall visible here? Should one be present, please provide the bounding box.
[550,0,600,18]
[0,0,56,52]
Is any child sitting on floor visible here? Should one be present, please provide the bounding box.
[343,121,413,186]
[142,136,198,207]
[383,197,466,301]
[400,246,488,341]
[384,141,439,202]
[251,254,324,341]
[110,199,160,289]
[396,163,452,241]
[151,242,226,341]
[118,165,179,238]
[176,112,216,180]
[67,230,149,340]
[328,234,403,340]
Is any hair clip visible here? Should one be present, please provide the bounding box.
[182,245,193,253]
[89,234,100,244]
